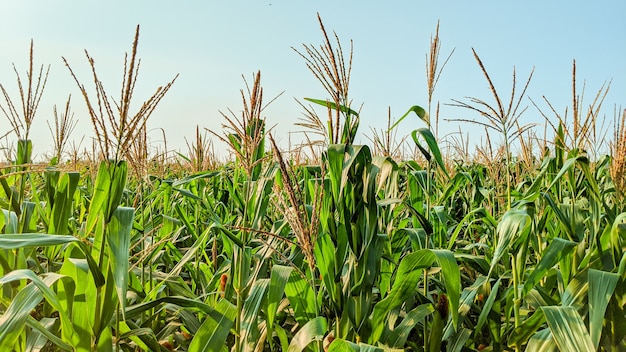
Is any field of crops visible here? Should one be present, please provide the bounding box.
[1,23,625,352]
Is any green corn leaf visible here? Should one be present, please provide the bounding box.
[267,265,292,331]
[0,210,4,233]
[547,154,587,190]
[107,206,134,318]
[84,161,108,236]
[304,97,359,117]
[1,209,18,234]
[489,208,531,278]
[86,160,128,238]
[447,328,472,352]
[97,326,113,352]
[386,303,435,347]
[215,222,244,249]
[526,328,557,352]
[327,339,358,352]
[432,249,461,329]
[284,270,317,326]
[117,321,165,352]
[542,193,576,241]
[161,226,211,283]
[0,280,43,349]
[542,306,594,352]
[509,308,547,349]
[388,105,427,131]
[287,316,327,352]
[16,139,32,165]
[0,233,78,249]
[124,296,215,319]
[475,277,501,335]
[49,172,80,235]
[241,279,270,344]
[326,144,346,202]
[314,233,339,307]
[0,173,22,216]
[172,170,221,186]
[588,269,619,349]
[327,339,384,352]
[75,242,106,288]
[404,203,433,236]
[0,270,75,350]
[25,316,73,351]
[523,238,577,296]
[188,299,237,352]
[370,249,436,342]
[411,128,449,179]
[274,325,290,352]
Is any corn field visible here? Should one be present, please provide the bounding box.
[0,22,625,352]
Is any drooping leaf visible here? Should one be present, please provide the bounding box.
[386,303,435,347]
[489,208,531,278]
[188,300,237,352]
[304,97,359,117]
[287,316,327,352]
[411,128,449,179]
[370,249,436,342]
[0,270,75,350]
[388,105,428,130]
[523,238,576,296]
[542,306,594,352]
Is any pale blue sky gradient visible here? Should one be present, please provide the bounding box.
[1,1,624,159]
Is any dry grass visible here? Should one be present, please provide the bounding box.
[63,25,178,162]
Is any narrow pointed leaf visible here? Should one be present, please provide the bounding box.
[107,206,134,317]
[0,234,78,249]
[588,269,619,349]
[304,97,359,116]
[267,265,293,330]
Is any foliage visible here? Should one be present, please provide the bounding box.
[0,16,624,352]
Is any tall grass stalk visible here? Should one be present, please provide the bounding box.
[0,40,49,210]
[449,49,534,209]
[294,13,358,145]
[611,108,626,204]
[426,20,454,136]
[63,25,178,162]
[47,95,78,163]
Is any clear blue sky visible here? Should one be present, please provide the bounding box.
[1,1,624,159]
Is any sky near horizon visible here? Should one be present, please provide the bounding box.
[0,1,624,160]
